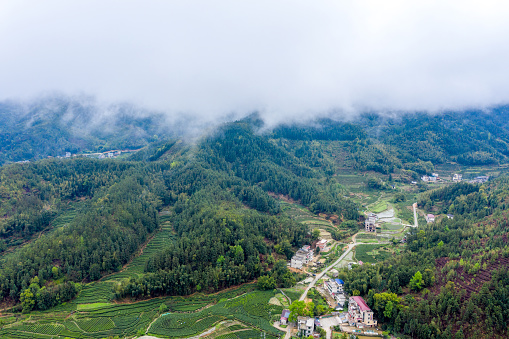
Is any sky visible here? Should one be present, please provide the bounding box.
[1,1,509,126]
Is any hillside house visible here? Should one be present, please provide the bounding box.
[280,309,290,325]
[426,214,435,223]
[325,279,344,296]
[365,213,377,233]
[297,316,314,336]
[447,214,454,219]
[290,245,314,269]
[453,173,462,182]
[316,239,328,252]
[348,296,377,328]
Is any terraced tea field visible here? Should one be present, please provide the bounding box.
[148,290,283,338]
[102,218,175,282]
[0,283,282,339]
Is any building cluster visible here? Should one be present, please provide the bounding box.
[324,278,346,308]
[84,151,122,159]
[452,173,462,182]
[468,175,489,184]
[421,173,439,182]
[347,296,377,328]
[365,213,378,233]
[290,245,314,269]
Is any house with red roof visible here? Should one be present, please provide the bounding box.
[347,296,377,328]
[280,309,291,325]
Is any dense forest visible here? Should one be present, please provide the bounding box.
[0,120,362,312]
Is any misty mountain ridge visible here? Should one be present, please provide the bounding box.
[2,95,509,168]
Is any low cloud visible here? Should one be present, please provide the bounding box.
[1,1,509,127]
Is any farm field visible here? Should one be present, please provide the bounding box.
[354,244,394,264]
[0,284,283,339]
[101,216,175,282]
[370,200,389,213]
[148,290,283,338]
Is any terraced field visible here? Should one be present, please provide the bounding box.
[0,282,282,339]
[102,217,175,282]
[148,290,283,338]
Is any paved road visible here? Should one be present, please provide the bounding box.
[283,242,358,339]
[299,243,356,302]
[412,202,418,228]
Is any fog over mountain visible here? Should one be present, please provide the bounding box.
[1,1,509,125]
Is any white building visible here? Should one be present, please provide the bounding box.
[290,245,314,269]
[297,316,314,337]
[325,279,344,296]
[453,173,462,182]
[365,213,377,233]
[348,296,377,328]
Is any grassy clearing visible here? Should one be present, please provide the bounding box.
[281,288,304,304]
[354,244,393,264]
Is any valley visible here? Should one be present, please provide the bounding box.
[0,113,508,338]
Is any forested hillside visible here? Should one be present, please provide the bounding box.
[0,96,176,165]
[2,103,509,338]
[0,120,362,312]
[340,178,509,338]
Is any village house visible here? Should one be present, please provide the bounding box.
[316,239,328,252]
[365,213,377,232]
[447,214,454,219]
[325,279,344,296]
[290,245,314,269]
[453,173,462,182]
[347,296,377,328]
[280,309,290,325]
[426,214,435,223]
[329,268,339,278]
[297,316,315,337]
[422,175,437,182]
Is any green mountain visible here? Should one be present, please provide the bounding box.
[1,100,509,338]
